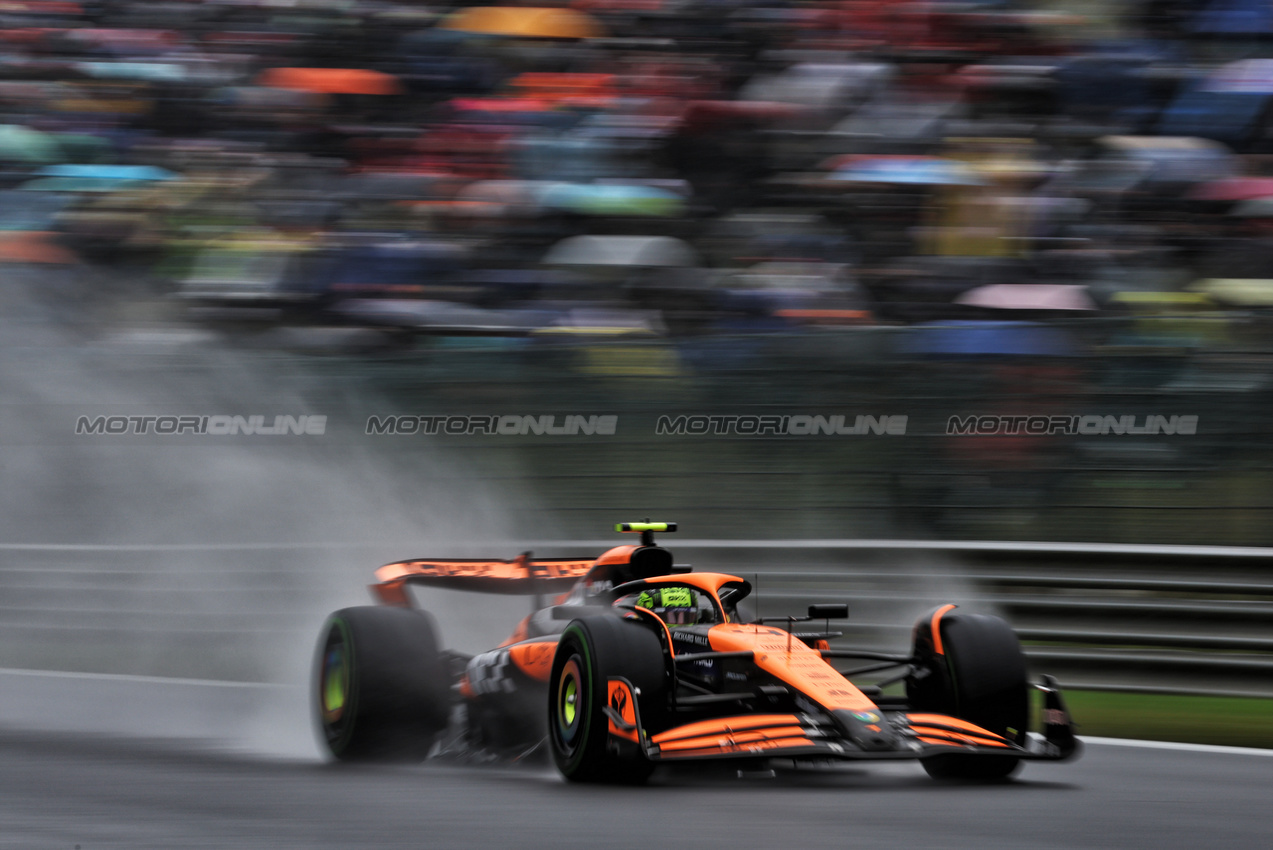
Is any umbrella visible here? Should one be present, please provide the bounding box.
[1096,135,1235,185]
[1202,58,1273,94]
[0,232,77,264]
[1188,177,1273,201]
[828,156,984,187]
[0,125,61,163]
[542,235,698,267]
[331,299,539,334]
[256,67,402,96]
[956,284,1096,311]
[899,320,1078,357]
[1193,1,1273,36]
[1230,197,1273,217]
[439,6,605,39]
[37,164,176,181]
[1192,277,1273,306]
[76,61,186,82]
[22,165,178,193]
[1108,291,1216,311]
[446,97,570,128]
[538,183,684,217]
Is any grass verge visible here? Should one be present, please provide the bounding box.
[1058,690,1273,749]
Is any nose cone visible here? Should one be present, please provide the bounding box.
[832,708,898,752]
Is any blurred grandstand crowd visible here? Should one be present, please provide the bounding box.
[6,0,1273,345]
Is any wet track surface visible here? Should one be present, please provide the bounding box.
[6,274,1272,848]
[2,725,1270,850]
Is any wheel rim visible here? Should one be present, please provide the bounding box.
[556,656,585,751]
[321,646,347,721]
[563,679,577,726]
[320,623,351,728]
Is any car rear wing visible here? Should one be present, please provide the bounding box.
[371,553,594,606]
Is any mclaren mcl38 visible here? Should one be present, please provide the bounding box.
[314,522,1080,782]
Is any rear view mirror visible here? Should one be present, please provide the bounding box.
[808,603,848,620]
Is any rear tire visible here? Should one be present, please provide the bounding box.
[908,608,1028,781]
[548,615,667,784]
[314,606,451,763]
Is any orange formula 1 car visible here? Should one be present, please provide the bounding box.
[313,523,1080,782]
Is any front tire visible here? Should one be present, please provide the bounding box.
[548,615,667,784]
[314,606,451,763]
[908,607,1028,781]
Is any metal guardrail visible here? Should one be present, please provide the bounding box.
[0,539,1271,697]
[0,536,1267,697]
[666,541,1273,698]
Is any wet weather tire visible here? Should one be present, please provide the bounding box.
[548,615,667,784]
[908,608,1028,781]
[314,606,450,763]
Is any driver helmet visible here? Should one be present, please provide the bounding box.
[636,586,697,626]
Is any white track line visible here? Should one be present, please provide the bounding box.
[3,670,1270,757]
[1083,736,1273,757]
[0,667,282,689]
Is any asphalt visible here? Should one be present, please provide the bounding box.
[0,673,1270,850]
